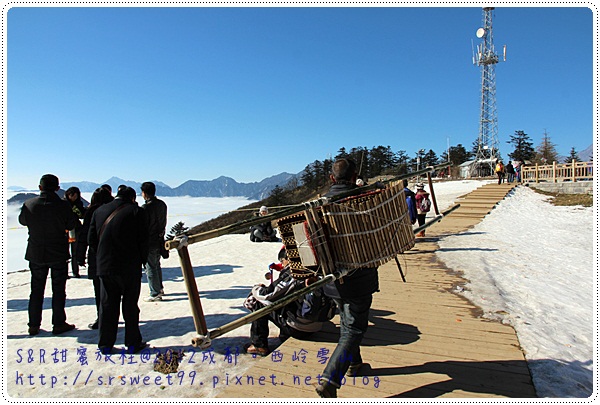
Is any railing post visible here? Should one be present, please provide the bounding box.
[535,163,539,183]
[553,161,557,182]
[572,159,576,182]
[177,245,208,336]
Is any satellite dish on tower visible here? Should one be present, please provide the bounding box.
[476,28,486,38]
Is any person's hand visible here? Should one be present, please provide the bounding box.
[305,276,318,287]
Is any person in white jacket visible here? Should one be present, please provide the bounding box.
[243,248,325,356]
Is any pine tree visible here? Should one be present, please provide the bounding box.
[441,144,472,165]
[507,130,535,163]
[335,147,348,159]
[166,221,189,240]
[301,163,316,190]
[564,147,581,163]
[269,185,285,206]
[422,149,439,167]
[535,130,559,164]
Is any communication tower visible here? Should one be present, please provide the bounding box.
[470,7,506,177]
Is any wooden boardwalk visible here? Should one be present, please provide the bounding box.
[217,183,537,398]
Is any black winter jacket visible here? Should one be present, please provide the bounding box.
[79,204,102,278]
[19,191,79,265]
[141,197,167,250]
[88,198,149,277]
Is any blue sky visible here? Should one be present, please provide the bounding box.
[5,5,595,189]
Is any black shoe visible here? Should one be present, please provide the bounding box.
[88,321,98,330]
[52,323,75,335]
[72,274,81,278]
[99,346,114,355]
[28,326,40,336]
[346,362,370,377]
[315,383,337,398]
[127,341,149,354]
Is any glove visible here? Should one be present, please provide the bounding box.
[269,262,284,271]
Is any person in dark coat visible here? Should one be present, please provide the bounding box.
[402,179,418,225]
[64,186,86,277]
[79,187,114,329]
[140,182,168,301]
[505,161,516,183]
[249,206,278,242]
[88,186,149,354]
[315,158,379,398]
[18,174,78,336]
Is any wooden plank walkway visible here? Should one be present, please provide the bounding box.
[216,183,537,398]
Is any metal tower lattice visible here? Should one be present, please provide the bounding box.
[470,7,505,177]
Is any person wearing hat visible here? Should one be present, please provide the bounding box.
[19,174,79,336]
[414,183,431,237]
[88,186,149,354]
[140,181,168,302]
[402,179,418,226]
[249,206,278,242]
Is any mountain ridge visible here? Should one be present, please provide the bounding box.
[42,172,299,200]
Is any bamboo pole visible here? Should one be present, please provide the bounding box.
[177,245,208,336]
[203,274,336,344]
[413,204,460,235]
[426,171,441,216]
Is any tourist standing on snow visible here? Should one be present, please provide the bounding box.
[19,174,78,336]
[64,186,86,278]
[140,181,168,302]
[79,187,114,330]
[88,186,149,354]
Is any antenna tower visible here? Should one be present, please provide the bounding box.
[470,7,506,177]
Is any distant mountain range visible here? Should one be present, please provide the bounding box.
[8,172,299,202]
[577,144,593,162]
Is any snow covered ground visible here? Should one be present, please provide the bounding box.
[4,180,595,397]
[436,185,595,398]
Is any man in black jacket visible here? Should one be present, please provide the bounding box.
[19,174,78,336]
[140,182,168,301]
[315,159,379,398]
[88,186,149,354]
[64,186,86,278]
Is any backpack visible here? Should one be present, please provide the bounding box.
[299,288,336,322]
[419,196,431,212]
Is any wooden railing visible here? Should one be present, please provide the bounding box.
[521,160,593,183]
